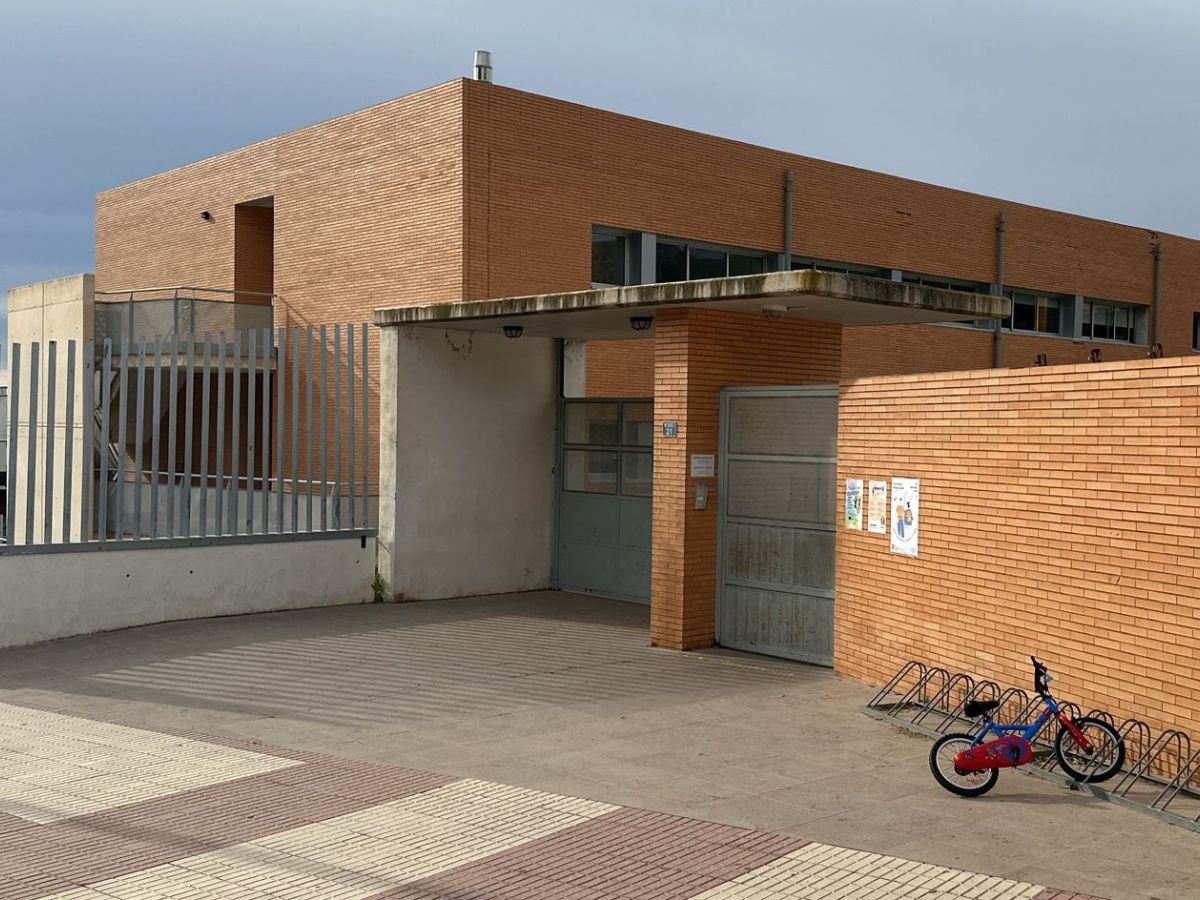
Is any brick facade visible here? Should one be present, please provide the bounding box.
[651,309,840,649]
[837,357,1200,735]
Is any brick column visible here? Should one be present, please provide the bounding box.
[649,308,842,650]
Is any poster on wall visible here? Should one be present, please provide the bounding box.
[844,479,863,530]
[867,481,888,534]
[890,477,920,557]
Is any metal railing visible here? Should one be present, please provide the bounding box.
[93,286,275,350]
[865,660,1200,833]
[2,323,375,549]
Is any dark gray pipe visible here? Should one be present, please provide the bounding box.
[1152,241,1163,348]
[783,169,794,270]
[993,212,1006,368]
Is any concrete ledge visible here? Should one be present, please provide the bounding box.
[0,534,374,649]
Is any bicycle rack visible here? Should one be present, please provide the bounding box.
[864,659,1200,834]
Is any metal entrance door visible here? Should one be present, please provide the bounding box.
[717,387,838,664]
[557,399,653,603]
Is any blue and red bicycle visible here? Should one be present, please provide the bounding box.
[929,657,1126,797]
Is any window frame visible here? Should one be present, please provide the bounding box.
[561,399,654,498]
[590,227,632,288]
[1081,298,1145,345]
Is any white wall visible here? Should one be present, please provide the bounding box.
[6,275,93,543]
[378,326,557,601]
[0,534,373,649]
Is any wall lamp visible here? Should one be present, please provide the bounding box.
[1089,348,1102,363]
[503,325,524,339]
[1033,354,1048,367]
[200,211,213,221]
[1148,342,1163,359]
[629,316,654,332]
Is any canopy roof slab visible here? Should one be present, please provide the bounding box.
[373,270,1010,340]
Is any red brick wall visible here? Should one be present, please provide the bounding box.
[651,309,841,649]
[585,340,654,397]
[96,81,467,490]
[837,356,1200,735]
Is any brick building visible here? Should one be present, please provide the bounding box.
[74,73,1200,726]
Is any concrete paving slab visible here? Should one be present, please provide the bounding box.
[0,592,1192,900]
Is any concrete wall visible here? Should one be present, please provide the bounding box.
[378,325,557,601]
[6,275,93,543]
[836,355,1200,737]
[0,533,373,649]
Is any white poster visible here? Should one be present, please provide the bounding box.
[867,481,888,534]
[890,477,920,557]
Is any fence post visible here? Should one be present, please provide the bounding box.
[362,323,369,528]
[319,324,327,531]
[333,325,342,529]
[245,328,257,535]
[43,341,57,545]
[82,340,94,541]
[114,337,130,541]
[25,342,40,545]
[348,326,356,530]
[132,338,146,538]
[6,344,20,545]
[260,327,271,533]
[229,330,242,536]
[150,337,162,538]
[199,334,212,536]
[98,340,112,542]
[63,340,77,543]
[215,333,227,536]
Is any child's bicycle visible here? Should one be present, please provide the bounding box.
[929,657,1126,797]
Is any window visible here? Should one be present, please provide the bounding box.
[793,257,889,279]
[562,400,653,497]
[591,231,628,286]
[1008,291,1062,335]
[656,237,770,282]
[1082,299,1140,343]
[656,242,688,282]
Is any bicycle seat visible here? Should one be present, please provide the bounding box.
[964,699,1001,718]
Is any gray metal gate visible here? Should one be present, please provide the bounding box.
[717,386,838,664]
[557,399,653,603]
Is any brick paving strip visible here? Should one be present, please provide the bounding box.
[0,701,1110,900]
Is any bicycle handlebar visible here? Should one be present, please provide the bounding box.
[1030,656,1051,696]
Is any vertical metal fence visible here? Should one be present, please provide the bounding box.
[2,323,374,549]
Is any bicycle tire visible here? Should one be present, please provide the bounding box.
[1055,717,1126,783]
[929,733,999,797]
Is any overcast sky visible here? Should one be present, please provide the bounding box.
[3,0,1199,379]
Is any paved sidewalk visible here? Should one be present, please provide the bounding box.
[0,593,1194,899]
[0,700,1102,900]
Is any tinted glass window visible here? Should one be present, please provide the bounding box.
[1039,298,1060,334]
[656,243,687,282]
[730,253,766,276]
[591,232,626,285]
[1011,296,1037,331]
[689,247,727,280]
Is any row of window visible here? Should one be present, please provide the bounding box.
[593,227,1149,346]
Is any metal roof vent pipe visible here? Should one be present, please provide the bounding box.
[473,50,493,83]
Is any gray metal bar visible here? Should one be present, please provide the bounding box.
[150,337,162,538]
[1152,242,1163,348]
[319,324,327,531]
[43,342,57,544]
[5,344,20,546]
[260,328,270,533]
[199,334,212,536]
[98,340,112,542]
[348,326,356,530]
[182,334,196,534]
[246,329,257,536]
[275,327,286,534]
[81,340,93,541]
[132,338,146,538]
[166,335,179,536]
[291,327,300,533]
[215,333,227,535]
[361,323,369,529]
[114,339,131,541]
[993,212,1006,368]
[333,325,342,530]
[62,340,77,543]
[305,326,314,531]
[25,342,40,545]
[229,331,242,536]
[172,296,180,341]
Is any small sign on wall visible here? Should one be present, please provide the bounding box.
[890,477,920,557]
[844,479,863,530]
[662,421,678,438]
[690,454,715,478]
[868,481,888,534]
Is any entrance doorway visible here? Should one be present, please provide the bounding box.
[557,399,653,603]
[716,387,838,664]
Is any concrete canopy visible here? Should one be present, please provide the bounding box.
[373,270,1009,341]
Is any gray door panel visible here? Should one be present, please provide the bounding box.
[718,388,837,665]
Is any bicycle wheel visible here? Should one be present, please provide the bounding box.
[1055,717,1126,783]
[929,733,999,797]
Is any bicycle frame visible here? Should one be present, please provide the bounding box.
[970,694,1091,751]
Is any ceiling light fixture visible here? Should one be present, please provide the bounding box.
[503,325,524,339]
[629,316,654,332]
